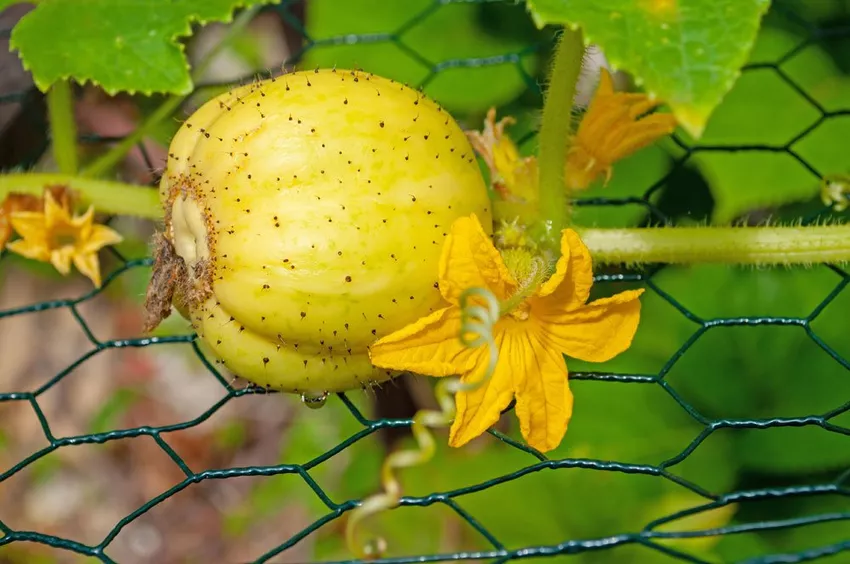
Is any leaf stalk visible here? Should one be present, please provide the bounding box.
[534,26,584,252]
[0,173,160,219]
[46,80,79,174]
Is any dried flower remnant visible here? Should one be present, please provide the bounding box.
[5,187,122,287]
[369,214,644,452]
[565,68,677,191]
[143,231,188,333]
[466,108,538,203]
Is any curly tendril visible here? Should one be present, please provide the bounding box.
[345,287,501,559]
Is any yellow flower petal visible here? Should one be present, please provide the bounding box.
[576,72,622,143]
[9,211,49,244]
[492,135,539,203]
[82,223,124,252]
[626,96,664,120]
[511,156,539,203]
[2,193,42,247]
[448,326,515,448]
[449,319,576,453]
[492,124,521,177]
[514,326,574,452]
[73,251,103,287]
[43,189,72,228]
[49,246,74,275]
[595,66,615,96]
[438,214,517,303]
[536,289,644,362]
[71,206,96,240]
[0,216,9,249]
[5,238,49,261]
[535,229,593,309]
[565,67,676,191]
[609,115,678,158]
[369,306,483,377]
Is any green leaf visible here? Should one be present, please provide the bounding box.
[525,0,771,138]
[9,0,278,95]
[678,19,839,223]
[616,264,850,474]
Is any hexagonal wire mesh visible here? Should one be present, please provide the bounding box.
[1,0,849,562]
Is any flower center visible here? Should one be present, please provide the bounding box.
[501,247,538,287]
[508,301,530,321]
[50,225,79,249]
[498,246,550,320]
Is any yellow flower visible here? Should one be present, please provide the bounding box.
[467,108,538,202]
[6,189,123,287]
[368,214,643,452]
[566,68,677,191]
[0,192,42,249]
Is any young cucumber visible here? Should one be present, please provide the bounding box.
[148,69,492,396]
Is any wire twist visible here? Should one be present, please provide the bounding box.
[345,287,501,559]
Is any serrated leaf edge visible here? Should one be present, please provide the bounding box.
[8,0,280,96]
[526,0,773,138]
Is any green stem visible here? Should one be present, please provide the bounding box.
[79,5,262,179]
[79,95,184,178]
[46,80,78,174]
[535,26,584,250]
[192,5,262,80]
[579,225,850,265]
[0,173,161,220]
[6,172,847,265]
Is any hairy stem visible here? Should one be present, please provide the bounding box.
[0,173,160,219]
[79,5,262,178]
[535,27,584,250]
[5,176,846,265]
[46,80,78,174]
[579,225,850,265]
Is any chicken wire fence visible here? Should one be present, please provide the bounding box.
[1,0,849,562]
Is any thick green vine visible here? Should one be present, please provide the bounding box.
[46,80,78,175]
[533,26,584,252]
[579,224,850,266]
[0,173,160,219]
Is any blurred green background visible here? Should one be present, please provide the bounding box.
[1,0,849,563]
